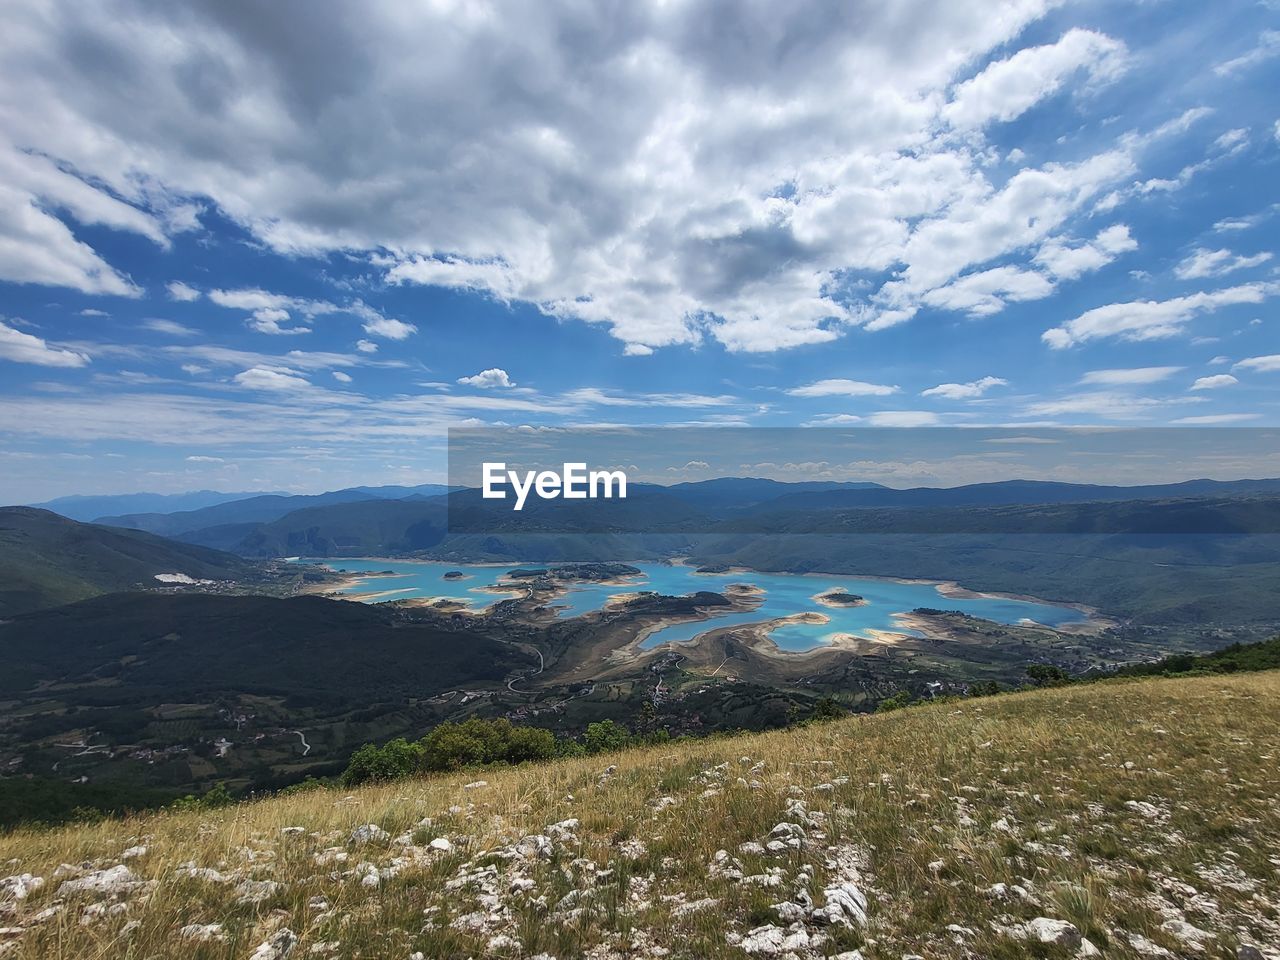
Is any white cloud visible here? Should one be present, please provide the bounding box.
[1171,413,1260,424]
[1034,224,1137,281]
[457,368,515,389]
[1079,366,1183,385]
[867,411,941,427]
[788,379,899,398]
[247,307,310,336]
[332,370,353,383]
[921,376,1008,399]
[166,281,201,302]
[1174,247,1273,280]
[1213,128,1250,152]
[361,315,417,340]
[0,2,1155,352]
[943,29,1126,129]
[1043,283,1277,348]
[921,266,1053,317]
[0,319,90,367]
[804,414,864,426]
[232,366,312,392]
[1025,392,1176,420]
[355,339,378,354]
[1190,374,1237,390]
[185,455,224,463]
[1213,30,1280,76]
[141,318,197,337]
[1234,354,1280,373]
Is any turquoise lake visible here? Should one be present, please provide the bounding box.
[306,558,1085,652]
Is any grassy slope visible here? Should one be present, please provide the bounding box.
[2,673,1278,958]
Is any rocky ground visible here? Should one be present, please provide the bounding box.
[2,673,1279,959]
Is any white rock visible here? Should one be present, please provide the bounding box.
[234,879,282,904]
[1160,918,1213,948]
[514,835,553,859]
[120,846,147,860]
[812,880,869,926]
[1023,918,1081,949]
[464,780,488,790]
[179,923,226,942]
[59,865,140,898]
[0,875,44,901]
[428,837,453,853]
[280,827,306,837]
[248,928,297,960]
[738,925,787,955]
[547,819,579,841]
[1125,932,1174,958]
[349,824,389,844]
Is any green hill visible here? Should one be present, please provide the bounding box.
[0,672,1275,959]
[0,507,257,616]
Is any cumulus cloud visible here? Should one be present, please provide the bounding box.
[1042,283,1277,348]
[788,379,898,398]
[921,376,1008,399]
[943,28,1126,129]
[166,281,201,302]
[360,315,417,340]
[1174,247,1273,280]
[0,319,90,367]
[0,2,1151,352]
[1190,374,1237,390]
[355,339,378,354]
[247,307,310,336]
[457,368,515,389]
[1079,366,1183,385]
[1034,224,1137,281]
[332,370,353,384]
[921,267,1053,317]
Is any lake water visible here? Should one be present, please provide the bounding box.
[305,558,1084,652]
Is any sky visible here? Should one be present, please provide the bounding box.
[0,0,1278,502]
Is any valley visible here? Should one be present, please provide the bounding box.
[2,479,1278,824]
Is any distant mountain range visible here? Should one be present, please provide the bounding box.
[28,489,287,522]
[24,476,1280,558]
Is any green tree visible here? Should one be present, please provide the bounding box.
[875,690,913,713]
[1026,664,1072,687]
[582,719,630,754]
[341,738,423,786]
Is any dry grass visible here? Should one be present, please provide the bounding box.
[2,673,1279,959]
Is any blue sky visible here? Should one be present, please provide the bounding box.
[0,0,1277,501]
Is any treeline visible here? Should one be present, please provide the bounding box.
[340,716,665,786]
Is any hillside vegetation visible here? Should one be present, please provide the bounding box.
[0,507,256,616]
[1,673,1276,959]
